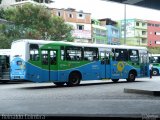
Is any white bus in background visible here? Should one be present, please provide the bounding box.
[0,49,11,82]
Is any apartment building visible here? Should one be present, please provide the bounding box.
[51,8,92,43]
[147,20,160,47]
[99,18,120,45]
[120,19,147,46]
[91,19,107,44]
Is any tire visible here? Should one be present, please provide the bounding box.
[54,82,65,86]
[111,79,119,83]
[66,72,81,86]
[152,69,159,76]
[126,72,136,82]
[0,80,9,83]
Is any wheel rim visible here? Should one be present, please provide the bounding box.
[153,70,157,76]
[69,72,80,86]
[71,76,79,85]
[129,73,135,81]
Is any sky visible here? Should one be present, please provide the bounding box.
[51,0,160,21]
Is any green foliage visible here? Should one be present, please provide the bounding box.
[0,3,73,48]
[0,8,5,19]
[49,16,74,41]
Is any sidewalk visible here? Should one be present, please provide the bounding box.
[124,76,160,96]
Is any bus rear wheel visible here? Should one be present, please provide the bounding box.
[67,72,81,86]
[126,72,135,82]
[111,79,119,83]
[152,69,159,76]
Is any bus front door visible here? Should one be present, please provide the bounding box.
[41,49,58,82]
[140,52,149,77]
[100,51,111,79]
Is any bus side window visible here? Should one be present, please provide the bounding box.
[50,51,56,65]
[115,49,128,61]
[61,46,65,61]
[65,46,82,61]
[84,47,98,61]
[41,50,48,65]
[29,44,39,61]
[129,50,139,62]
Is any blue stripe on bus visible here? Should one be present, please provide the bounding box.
[10,57,149,83]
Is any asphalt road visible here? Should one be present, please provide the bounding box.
[0,77,160,119]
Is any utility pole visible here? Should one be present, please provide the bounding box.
[124,4,126,45]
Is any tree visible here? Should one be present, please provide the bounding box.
[0,3,74,48]
[0,8,5,19]
[49,16,74,41]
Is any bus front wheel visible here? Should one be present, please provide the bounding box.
[126,72,136,82]
[67,71,81,86]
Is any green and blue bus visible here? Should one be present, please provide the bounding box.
[149,54,160,76]
[10,39,150,86]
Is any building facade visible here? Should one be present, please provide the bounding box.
[51,8,92,43]
[120,19,147,46]
[99,18,120,45]
[106,25,120,45]
[147,20,160,47]
[91,19,107,44]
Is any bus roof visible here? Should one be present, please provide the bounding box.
[0,49,11,55]
[12,39,147,50]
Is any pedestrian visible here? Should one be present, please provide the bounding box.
[149,63,153,79]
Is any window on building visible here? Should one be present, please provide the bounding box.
[142,23,146,27]
[136,22,139,26]
[77,13,85,19]
[57,11,61,16]
[79,14,83,17]
[101,30,106,37]
[155,24,160,27]
[68,13,73,18]
[77,25,84,30]
[112,29,118,35]
[45,0,50,3]
[34,0,43,3]
[155,41,160,44]
[147,23,151,26]
[142,38,147,43]
[152,24,155,27]
[16,0,22,2]
[142,31,146,35]
[155,32,160,35]
[29,44,39,61]
[96,29,100,36]
[150,41,152,44]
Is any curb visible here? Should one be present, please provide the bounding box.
[124,88,160,96]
